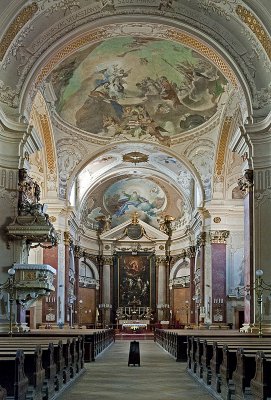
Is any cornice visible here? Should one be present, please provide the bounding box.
[244,111,271,135]
[0,108,28,133]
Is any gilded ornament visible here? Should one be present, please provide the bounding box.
[236,5,271,60]
[0,3,38,61]
[196,232,206,248]
[34,23,238,93]
[167,29,238,87]
[209,230,229,244]
[39,114,56,175]
[237,169,253,194]
[215,117,233,176]
[123,152,149,164]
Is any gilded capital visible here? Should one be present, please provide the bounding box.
[209,230,229,244]
[103,256,113,266]
[64,231,71,246]
[74,245,81,258]
[155,256,167,266]
[196,232,206,248]
[238,169,253,194]
[186,246,196,258]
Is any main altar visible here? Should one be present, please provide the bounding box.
[120,320,149,331]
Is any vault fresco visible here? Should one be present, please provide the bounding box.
[80,176,189,230]
[103,178,166,227]
[50,36,228,143]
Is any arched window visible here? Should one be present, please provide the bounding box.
[79,261,95,288]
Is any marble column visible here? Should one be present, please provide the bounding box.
[102,256,113,326]
[74,245,81,324]
[210,230,229,325]
[238,170,254,328]
[187,246,196,324]
[156,256,168,321]
[195,232,206,325]
[64,232,71,325]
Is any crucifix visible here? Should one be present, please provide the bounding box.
[129,296,141,317]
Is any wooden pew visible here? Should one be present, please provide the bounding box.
[0,335,85,400]
[250,351,271,400]
[42,342,57,400]
[186,335,271,400]
[220,344,237,400]
[0,350,29,400]
[0,386,6,400]
[232,348,271,400]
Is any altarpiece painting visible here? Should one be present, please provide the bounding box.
[113,253,155,311]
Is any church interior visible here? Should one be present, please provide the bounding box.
[0,0,271,399]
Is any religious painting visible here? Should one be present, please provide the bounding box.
[49,36,228,142]
[103,177,166,228]
[116,254,155,308]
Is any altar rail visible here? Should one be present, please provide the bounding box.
[155,329,271,400]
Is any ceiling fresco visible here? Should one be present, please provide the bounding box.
[49,36,228,144]
[81,176,190,231]
[76,145,196,208]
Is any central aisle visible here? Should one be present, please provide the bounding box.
[59,340,213,400]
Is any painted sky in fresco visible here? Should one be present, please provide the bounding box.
[50,36,228,142]
[104,178,166,227]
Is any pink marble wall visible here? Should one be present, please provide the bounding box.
[212,243,226,323]
[42,246,58,324]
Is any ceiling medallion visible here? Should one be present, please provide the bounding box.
[123,152,149,165]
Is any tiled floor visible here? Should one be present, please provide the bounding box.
[58,340,213,399]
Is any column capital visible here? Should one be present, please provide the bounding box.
[209,230,229,244]
[103,256,113,266]
[238,169,253,195]
[186,246,196,258]
[155,256,167,266]
[74,245,81,258]
[63,231,71,246]
[0,112,42,169]
[196,232,206,248]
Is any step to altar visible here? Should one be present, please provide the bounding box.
[115,333,154,340]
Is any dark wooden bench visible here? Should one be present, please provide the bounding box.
[232,348,271,400]
[250,351,271,400]
[0,386,6,400]
[0,350,29,400]
[0,335,85,400]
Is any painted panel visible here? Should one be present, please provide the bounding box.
[50,36,227,140]
[118,254,151,308]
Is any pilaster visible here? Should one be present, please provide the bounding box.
[210,230,229,325]
[232,116,271,330]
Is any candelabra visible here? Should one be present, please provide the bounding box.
[0,267,16,336]
[237,269,271,337]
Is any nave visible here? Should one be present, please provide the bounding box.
[58,340,212,400]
